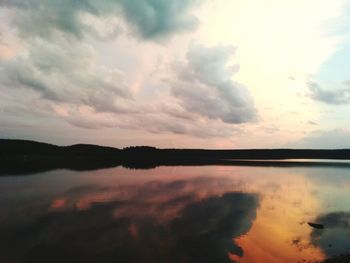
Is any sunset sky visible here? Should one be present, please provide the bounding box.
[0,0,350,148]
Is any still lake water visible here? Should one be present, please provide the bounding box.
[0,164,350,263]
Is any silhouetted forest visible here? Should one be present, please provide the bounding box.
[1,139,350,175]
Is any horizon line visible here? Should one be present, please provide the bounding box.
[1,138,350,151]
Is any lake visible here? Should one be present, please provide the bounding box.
[0,164,350,263]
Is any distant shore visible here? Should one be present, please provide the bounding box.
[1,139,350,175]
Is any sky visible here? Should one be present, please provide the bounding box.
[0,0,350,149]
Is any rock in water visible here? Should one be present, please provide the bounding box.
[308,222,324,229]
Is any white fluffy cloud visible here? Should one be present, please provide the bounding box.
[0,38,243,139]
[0,36,133,114]
[170,44,257,124]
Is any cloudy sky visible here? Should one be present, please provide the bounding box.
[0,0,350,148]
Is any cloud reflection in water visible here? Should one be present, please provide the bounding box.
[0,178,258,263]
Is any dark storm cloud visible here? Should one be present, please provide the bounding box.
[308,81,350,105]
[0,0,200,40]
[118,0,200,39]
[0,0,97,39]
[171,44,257,124]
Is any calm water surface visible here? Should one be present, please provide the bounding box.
[0,165,350,263]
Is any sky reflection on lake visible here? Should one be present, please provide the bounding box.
[0,165,350,263]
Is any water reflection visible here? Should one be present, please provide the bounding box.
[0,179,258,263]
[311,212,350,258]
[0,165,350,262]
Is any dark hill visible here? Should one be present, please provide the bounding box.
[0,139,121,156]
[1,139,350,175]
[0,139,61,155]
